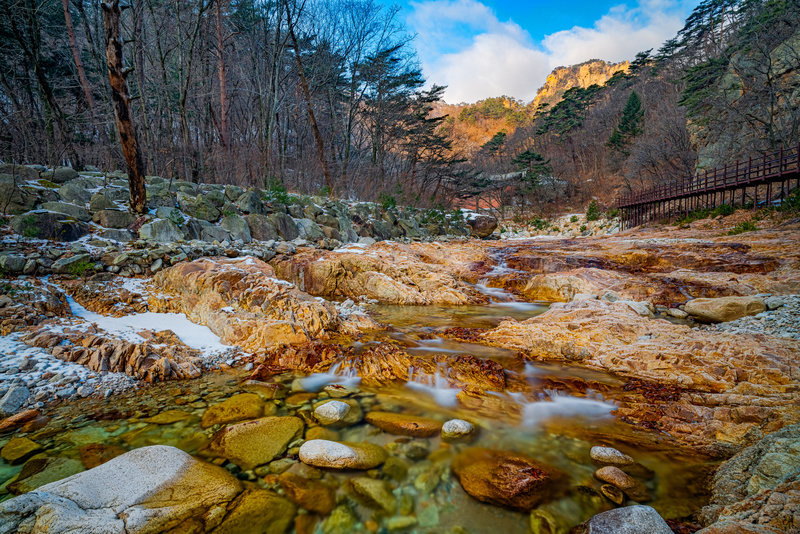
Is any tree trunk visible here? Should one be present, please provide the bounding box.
[284,0,334,197]
[215,0,229,148]
[102,0,147,214]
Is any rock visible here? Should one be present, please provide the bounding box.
[321,505,358,534]
[0,409,40,433]
[386,517,418,530]
[99,228,134,242]
[205,416,304,470]
[1,437,43,464]
[89,192,116,211]
[451,448,563,512]
[365,411,443,437]
[201,225,230,243]
[42,166,78,184]
[466,213,498,238]
[78,443,127,469]
[220,214,252,243]
[145,409,194,425]
[698,423,800,532]
[763,296,785,310]
[298,439,387,470]
[685,296,766,323]
[350,476,396,513]
[245,213,279,241]
[0,254,25,273]
[0,174,37,214]
[575,505,672,534]
[269,212,300,241]
[201,392,264,428]
[296,218,325,241]
[7,457,84,495]
[93,209,135,229]
[313,400,351,425]
[600,484,625,505]
[667,308,689,319]
[278,472,335,514]
[58,179,94,204]
[40,201,91,222]
[177,192,220,222]
[594,466,650,501]
[11,210,89,241]
[0,163,39,181]
[51,254,92,274]
[441,419,474,442]
[590,446,634,466]
[139,218,184,243]
[236,190,267,215]
[0,445,243,534]
[213,489,295,534]
[0,386,30,417]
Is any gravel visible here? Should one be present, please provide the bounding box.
[700,295,800,340]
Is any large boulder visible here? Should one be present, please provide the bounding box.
[296,218,325,241]
[177,192,220,222]
[698,423,800,533]
[41,166,78,184]
[245,213,279,241]
[451,448,564,511]
[575,505,672,534]
[40,202,91,222]
[0,445,243,534]
[201,225,231,243]
[0,175,38,215]
[139,219,184,243]
[204,416,304,470]
[269,212,299,241]
[11,210,88,241]
[466,213,498,238]
[58,178,96,205]
[220,214,252,243]
[684,296,766,323]
[236,190,267,215]
[89,192,116,211]
[93,209,135,229]
[0,163,39,181]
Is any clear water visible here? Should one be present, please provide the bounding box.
[0,299,715,532]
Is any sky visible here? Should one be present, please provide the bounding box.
[383,0,699,103]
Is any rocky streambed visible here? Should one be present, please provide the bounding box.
[0,178,799,532]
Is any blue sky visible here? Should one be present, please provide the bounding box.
[381,0,700,103]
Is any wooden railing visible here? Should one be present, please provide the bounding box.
[616,144,800,227]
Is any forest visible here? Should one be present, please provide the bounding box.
[0,0,798,212]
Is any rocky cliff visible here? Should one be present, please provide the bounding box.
[532,59,629,111]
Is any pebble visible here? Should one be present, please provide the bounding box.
[590,446,634,466]
[313,400,351,425]
[441,419,474,442]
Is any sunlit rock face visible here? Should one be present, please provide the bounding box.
[271,241,492,305]
[150,257,378,351]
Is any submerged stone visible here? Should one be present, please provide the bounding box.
[205,416,303,470]
[201,393,264,428]
[365,411,443,437]
[298,439,387,470]
[278,472,336,515]
[576,505,672,534]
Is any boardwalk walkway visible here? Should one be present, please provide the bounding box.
[616,145,800,229]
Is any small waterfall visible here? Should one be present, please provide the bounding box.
[405,363,460,407]
[298,360,361,391]
[513,389,616,427]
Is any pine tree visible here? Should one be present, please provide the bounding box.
[511,149,551,191]
[607,91,645,152]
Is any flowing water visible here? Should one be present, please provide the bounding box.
[0,291,716,532]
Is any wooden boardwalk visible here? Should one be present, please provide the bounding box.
[616,145,800,229]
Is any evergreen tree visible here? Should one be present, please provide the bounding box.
[481,131,507,156]
[607,91,645,152]
[511,149,551,190]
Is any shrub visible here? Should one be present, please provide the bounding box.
[586,200,601,221]
[579,224,587,232]
[378,193,396,210]
[728,221,758,235]
[605,207,619,219]
[528,216,548,230]
[66,259,95,277]
[711,204,735,217]
[264,178,292,205]
[570,215,578,223]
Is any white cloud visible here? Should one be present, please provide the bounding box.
[407,0,693,103]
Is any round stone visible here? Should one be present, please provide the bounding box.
[441,419,474,442]
[590,446,634,466]
[314,400,351,425]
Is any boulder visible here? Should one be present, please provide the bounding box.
[590,446,634,466]
[58,179,95,205]
[269,212,300,241]
[441,419,475,442]
[365,411,443,437]
[684,296,766,323]
[89,192,115,211]
[313,400,351,426]
[99,229,134,242]
[278,472,335,514]
[0,175,38,215]
[220,214,252,243]
[139,219,184,243]
[575,505,672,534]
[236,190,267,215]
[0,163,39,181]
[0,255,26,275]
[204,416,304,470]
[212,489,295,534]
[40,201,91,222]
[296,218,325,241]
[177,192,220,222]
[245,214,279,241]
[0,386,31,417]
[201,392,264,428]
[1,437,43,464]
[298,439,387,470]
[451,448,563,511]
[93,209,135,229]
[466,213,498,238]
[594,466,650,501]
[201,225,231,243]
[0,445,243,534]
[11,210,88,241]
[42,166,78,184]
